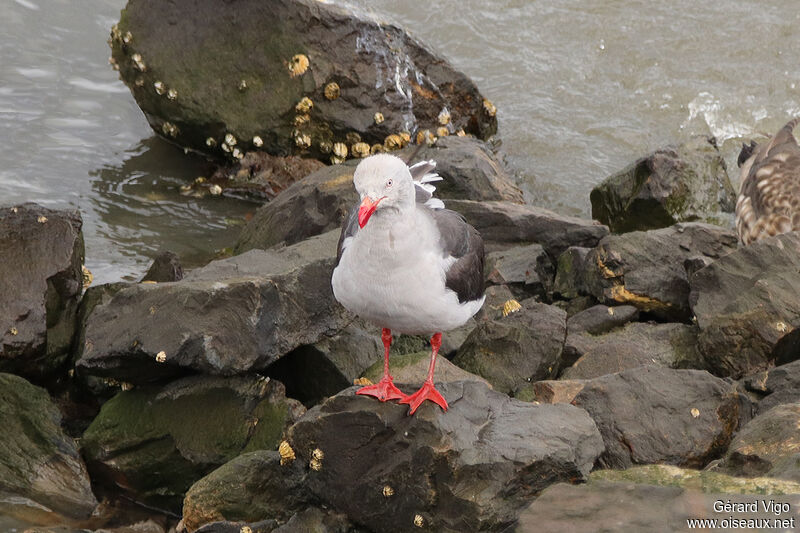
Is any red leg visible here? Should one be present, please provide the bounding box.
[399,332,448,414]
[356,328,405,401]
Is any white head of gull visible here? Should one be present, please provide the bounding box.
[331,154,485,414]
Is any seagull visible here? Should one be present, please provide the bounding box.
[736,117,800,245]
[331,154,485,414]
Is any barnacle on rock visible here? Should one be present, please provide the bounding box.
[309,447,324,471]
[294,132,312,150]
[374,112,385,124]
[483,98,497,117]
[232,148,243,160]
[295,97,313,114]
[209,184,223,195]
[416,130,435,146]
[134,77,145,87]
[252,136,263,148]
[414,515,424,528]
[155,351,166,363]
[131,53,146,72]
[153,81,166,95]
[502,299,522,317]
[438,108,451,125]
[205,137,217,148]
[238,79,248,91]
[122,31,133,44]
[346,132,362,145]
[400,132,411,144]
[324,82,340,100]
[108,56,119,71]
[319,140,333,154]
[352,142,370,158]
[224,133,237,147]
[167,88,178,100]
[382,485,394,497]
[456,129,466,137]
[9,327,17,336]
[37,215,47,224]
[81,265,93,290]
[161,121,179,138]
[333,142,348,159]
[370,144,385,154]
[288,54,309,77]
[279,441,296,465]
[436,127,449,138]
[384,134,405,151]
[294,114,310,127]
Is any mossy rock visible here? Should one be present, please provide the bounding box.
[361,350,490,389]
[591,464,800,495]
[81,375,303,512]
[0,373,97,523]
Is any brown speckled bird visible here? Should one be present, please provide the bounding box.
[736,117,800,245]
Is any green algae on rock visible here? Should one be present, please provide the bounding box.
[81,375,303,512]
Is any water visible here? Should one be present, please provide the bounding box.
[2,0,799,283]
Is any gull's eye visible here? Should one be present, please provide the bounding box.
[386,179,393,188]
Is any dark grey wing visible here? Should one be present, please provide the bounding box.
[336,203,359,266]
[431,208,485,303]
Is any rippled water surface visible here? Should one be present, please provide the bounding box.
[2,0,799,282]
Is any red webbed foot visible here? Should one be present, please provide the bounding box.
[356,375,405,401]
[399,380,448,415]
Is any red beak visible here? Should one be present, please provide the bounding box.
[358,196,384,228]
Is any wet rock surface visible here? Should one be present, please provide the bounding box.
[690,232,800,379]
[287,381,603,533]
[141,250,183,282]
[453,301,566,395]
[590,136,736,233]
[81,375,303,512]
[573,366,748,469]
[561,321,700,380]
[714,403,800,482]
[235,137,521,253]
[0,373,97,523]
[0,203,84,377]
[111,0,496,160]
[76,231,347,383]
[209,151,326,199]
[581,223,737,321]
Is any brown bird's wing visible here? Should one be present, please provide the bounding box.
[736,117,800,244]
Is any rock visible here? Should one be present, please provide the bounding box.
[81,375,304,512]
[714,403,800,482]
[573,367,748,469]
[566,304,639,335]
[194,520,277,533]
[453,301,566,396]
[0,203,84,377]
[0,373,97,523]
[758,359,800,412]
[76,230,348,383]
[271,508,360,533]
[287,381,604,533]
[362,351,491,388]
[110,0,496,160]
[583,223,737,321]
[474,284,517,321]
[182,450,308,532]
[690,232,800,379]
[517,470,800,533]
[552,246,591,300]
[141,250,183,282]
[445,200,609,258]
[591,463,800,494]
[590,136,736,233]
[561,322,700,380]
[484,243,550,298]
[266,321,382,407]
[235,137,521,253]
[209,151,325,199]
[531,379,586,404]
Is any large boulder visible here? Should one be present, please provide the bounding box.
[76,230,348,383]
[445,200,609,258]
[517,466,800,532]
[0,373,97,524]
[362,351,491,388]
[0,203,84,377]
[182,450,308,532]
[82,375,303,513]
[590,136,736,233]
[690,232,800,379]
[234,136,522,253]
[565,304,639,336]
[109,0,496,160]
[453,301,566,396]
[287,381,604,533]
[581,223,737,321]
[714,403,800,482]
[757,359,800,412]
[573,366,748,469]
[561,321,700,380]
[484,243,551,299]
